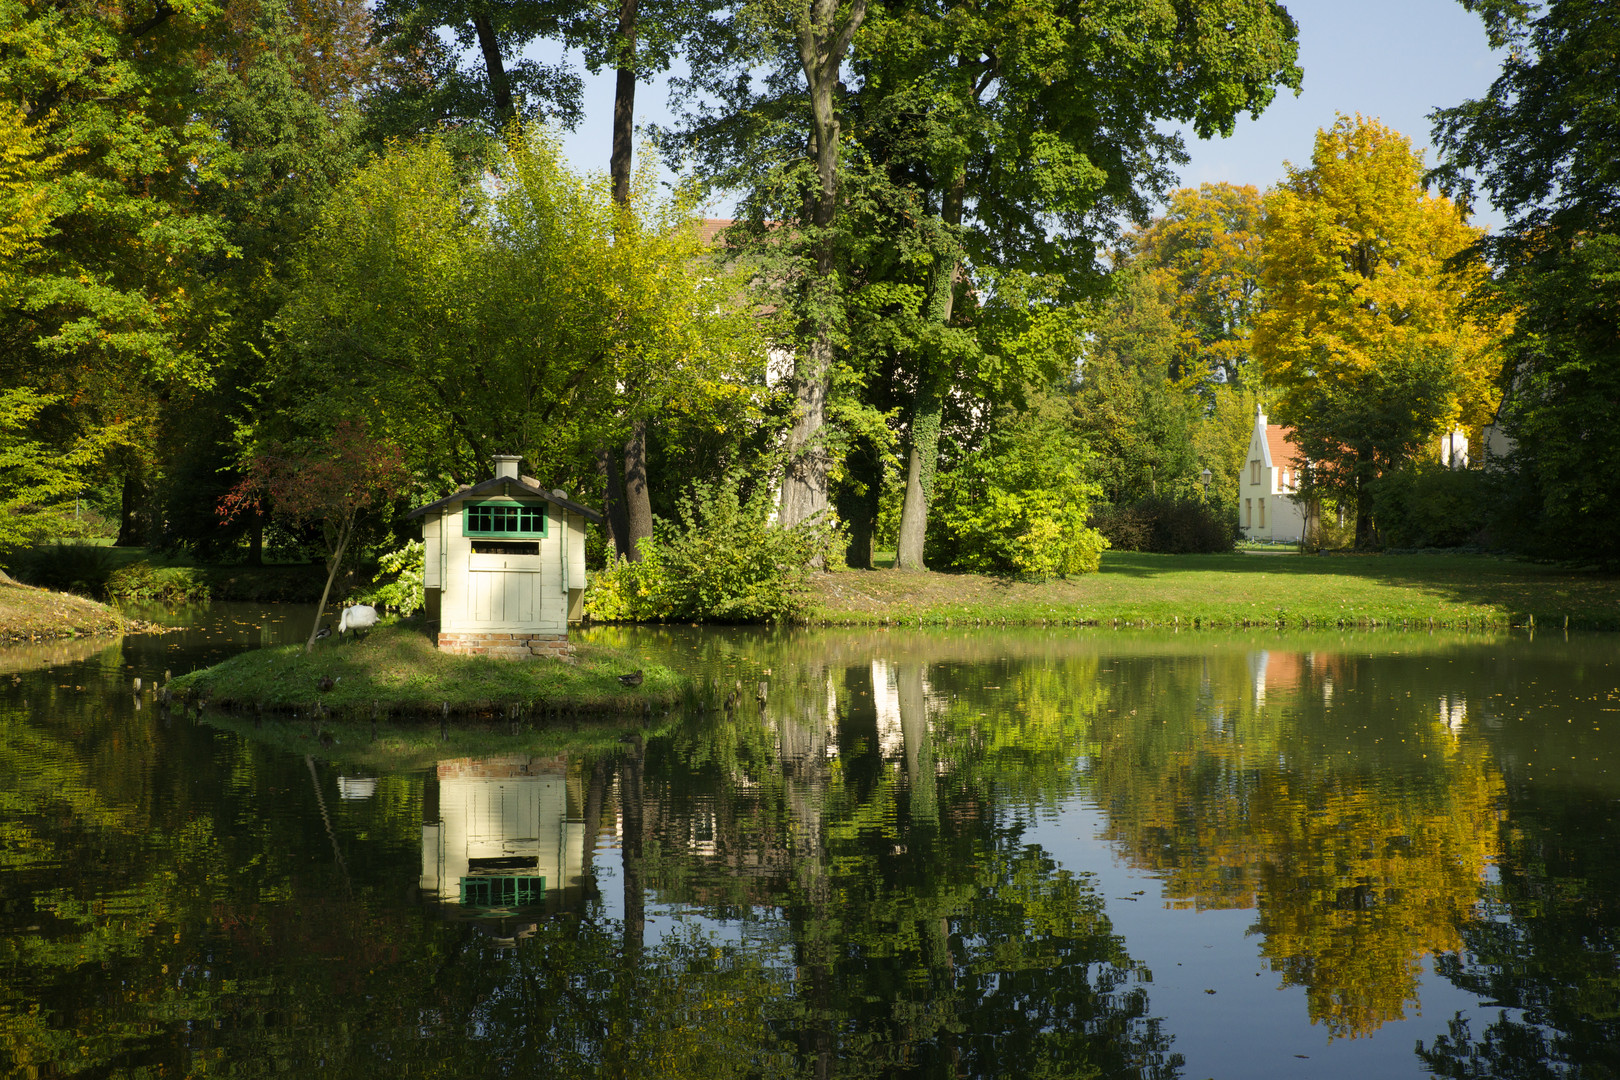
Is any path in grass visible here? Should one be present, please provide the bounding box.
[811,551,1620,629]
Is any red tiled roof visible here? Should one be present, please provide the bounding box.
[1265,424,1302,471]
[696,218,733,246]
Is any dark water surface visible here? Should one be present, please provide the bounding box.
[2,607,1617,1078]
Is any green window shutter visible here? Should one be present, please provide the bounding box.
[464,501,547,538]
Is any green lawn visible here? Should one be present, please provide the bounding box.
[811,550,1620,629]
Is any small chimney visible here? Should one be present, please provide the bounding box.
[493,454,521,480]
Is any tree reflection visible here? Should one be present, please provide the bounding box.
[1418,774,1620,1076]
[1076,648,1506,1038]
[638,652,1181,1079]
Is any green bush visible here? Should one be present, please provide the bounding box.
[1372,462,1488,548]
[11,543,120,595]
[585,471,841,622]
[105,562,210,604]
[1301,511,1357,553]
[930,412,1109,577]
[358,540,425,616]
[1090,497,1236,554]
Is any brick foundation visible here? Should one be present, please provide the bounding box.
[437,631,577,662]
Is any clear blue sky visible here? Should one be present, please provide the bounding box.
[532,0,1506,229]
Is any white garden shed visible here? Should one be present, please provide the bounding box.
[408,455,602,660]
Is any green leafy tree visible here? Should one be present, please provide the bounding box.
[0,0,236,544]
[1072,270,1203,506]
[0,390,125,558]
[269,127,762,505]
[1429,0,1620,564]
[1127,183,1266,388]
[365,0,581,134]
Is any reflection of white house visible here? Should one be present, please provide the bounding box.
[1249,650,1305,705]
[420,755,587,918]
[1240,408,1311,543]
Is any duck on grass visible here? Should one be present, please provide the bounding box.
[170,624,689,717]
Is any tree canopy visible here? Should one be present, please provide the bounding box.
[1254,115,1505,545]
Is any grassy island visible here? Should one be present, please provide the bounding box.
[170,624,690,717]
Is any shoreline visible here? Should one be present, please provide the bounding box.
[168,624,692,717]
[0,580,128,643]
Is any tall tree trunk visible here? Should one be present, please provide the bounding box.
[609,0,656,558]
[622,421,653,560]
[778,0,867,531]
[470,8,516,124]
[1354,451,1375,548]
[598,443,631,559]
[610,0,638,205]
[837,435,882,568]
[115,458,147,547]
[895,167,964,569]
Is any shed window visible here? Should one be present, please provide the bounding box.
[1259,498,1267,527]
[465,501,547,538]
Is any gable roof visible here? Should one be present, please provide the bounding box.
[1265,425,1302,471]
[407,475,604,525]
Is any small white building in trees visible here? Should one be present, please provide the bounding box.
[1240,407,1312,543]
[408,455,601,659]
[1238,408,1477,544]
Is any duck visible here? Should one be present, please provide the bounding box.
[616,670,644,688]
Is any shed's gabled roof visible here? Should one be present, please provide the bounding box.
[407,475,604,525]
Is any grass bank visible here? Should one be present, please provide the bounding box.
[170,624,691,716]
[810,550,1620,630]
[0,578,127,642]
[6,543,329,604]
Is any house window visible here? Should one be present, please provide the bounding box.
[1251,460,1261,485]
[1259,498,1266,528]
[1244,499,1252,528]
[464,501,547,538]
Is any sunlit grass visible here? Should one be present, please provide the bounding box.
[171,624,692,714]
[812,551,1620,630]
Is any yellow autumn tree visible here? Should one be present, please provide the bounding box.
[1253,115,1506,545]
[0,101,55,309]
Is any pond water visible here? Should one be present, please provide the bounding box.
[2,605,1617,1078]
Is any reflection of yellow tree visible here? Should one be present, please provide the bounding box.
[1082,650,1505,1038]
[1250,740,1504,1038]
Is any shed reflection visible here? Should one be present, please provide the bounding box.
[420,754,588,926]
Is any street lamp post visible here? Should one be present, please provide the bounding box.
[1200,467,1212,503]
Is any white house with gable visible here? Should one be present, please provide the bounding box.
[1239,407,1477,544]
[1240,407,1312,543]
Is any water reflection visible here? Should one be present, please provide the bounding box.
[420,754,590,924]
[0,615,1616,1078]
